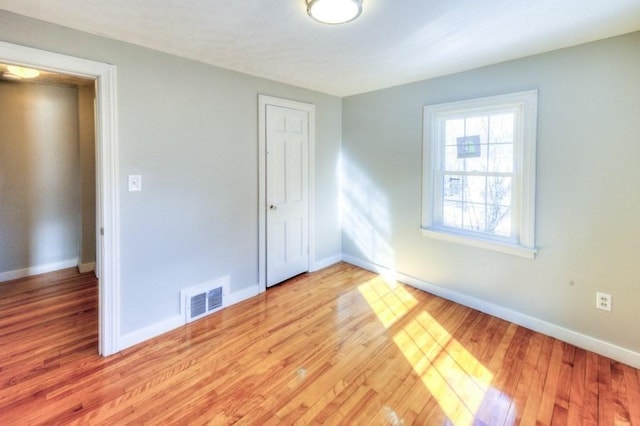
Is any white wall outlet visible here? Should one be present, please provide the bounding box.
[128,175,142,192]
[596,292,612,311]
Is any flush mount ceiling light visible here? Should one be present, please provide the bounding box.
[6,65,40,79]
[307,0,363,24]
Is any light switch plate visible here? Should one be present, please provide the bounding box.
[128,175,142,192]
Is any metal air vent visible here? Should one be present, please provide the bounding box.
[181,276,230,323]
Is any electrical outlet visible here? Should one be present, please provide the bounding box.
[596,292,612,312]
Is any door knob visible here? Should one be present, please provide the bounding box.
[270,205,277,210]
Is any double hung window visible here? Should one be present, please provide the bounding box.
[421,90,538,258]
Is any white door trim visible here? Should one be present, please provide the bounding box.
[0,41,120,356]
[258,95,315,293]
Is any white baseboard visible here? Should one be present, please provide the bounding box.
[118,314,184,351]
[117,283,261,352]
[343,254,640,369]
[226,284,260,305]
[77,262,96,273]
[310,254,343,272]
[0,258,79,283]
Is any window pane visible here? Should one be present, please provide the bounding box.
[465,116,489,142]
[444,147,464,171]
[487,206,511,237]
[445,144,488,172]
[443,201,462,228]
[462,202,485,232]
[463,176,486,204]
[489,113,514,143]
[487,176,512,207]
[460,144,488,172]
[443,175,463,201]
[488,144,513,173]
[445,119,464,146]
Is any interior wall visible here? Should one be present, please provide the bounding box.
[77,84,96,267]
[342,31,640,354]
[0,81,81,276]
[0,11,343,336]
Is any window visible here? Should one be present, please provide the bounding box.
[422,90,538,258]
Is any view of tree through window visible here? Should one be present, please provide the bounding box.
[441,113,515,237]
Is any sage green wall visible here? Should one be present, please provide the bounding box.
[0,11,342,335]
[342,32,640,353]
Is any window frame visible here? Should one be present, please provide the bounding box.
[421,90,538,259]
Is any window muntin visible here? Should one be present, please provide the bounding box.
[422,91,537,258]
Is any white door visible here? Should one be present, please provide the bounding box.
[266,104,309,287]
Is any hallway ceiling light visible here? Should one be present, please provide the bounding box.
[307,0,363,24]
[6,65,40,79]
[1,72,22,80]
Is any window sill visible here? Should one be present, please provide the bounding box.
[421,227,537,259]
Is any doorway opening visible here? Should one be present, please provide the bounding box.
[0,63,97,275]
[0,41,119,356]
[0,63,99,355]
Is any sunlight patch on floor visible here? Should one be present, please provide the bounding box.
[359,274,500,425]
[393,311,494,425]
[357,277,418,328]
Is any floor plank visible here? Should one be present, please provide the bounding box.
[1,263,639,425]
[599,356,615,425]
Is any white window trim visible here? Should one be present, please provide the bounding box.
[421,90,538,259]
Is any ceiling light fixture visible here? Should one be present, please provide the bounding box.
[307,0,363,25]
[6,65,40,79]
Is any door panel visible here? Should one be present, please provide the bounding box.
[287,138,304,202]
[266,105,309,287]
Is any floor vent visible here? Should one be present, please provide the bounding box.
[181,276,229,323]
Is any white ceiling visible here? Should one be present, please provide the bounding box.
[1,1,639,97]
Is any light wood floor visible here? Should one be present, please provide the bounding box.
[1,262,639,425]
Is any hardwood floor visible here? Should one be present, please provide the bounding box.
[1,262,638,425]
